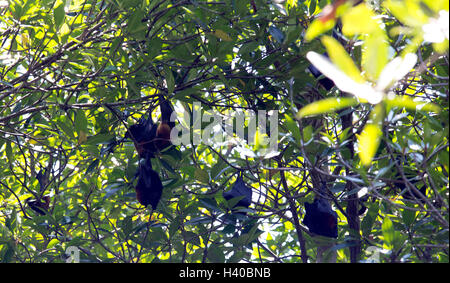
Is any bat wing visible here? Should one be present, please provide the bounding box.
[233,177,252,208]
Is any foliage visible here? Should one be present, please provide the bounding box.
[0,0,448,263]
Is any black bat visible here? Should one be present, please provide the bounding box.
[127,113,158,158]
[135,156,163,210]
[126,96,176,157]
[26,196,50,215]
[223,177,252,210]
[303,198,338,238]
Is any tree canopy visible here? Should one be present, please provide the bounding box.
[0,0,448,263]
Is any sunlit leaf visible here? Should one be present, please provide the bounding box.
[357,123,382,166]
[342,4,379,35]
[286,0,298,9]
[386,94,441,113]
[321,36,365,83]
[384,0,429,28]
[297,97,359,119]
[362,31,389,81]
[302,125,313,143]
[304,18,335,41]
[254,130,269,150]
[284,114,301,141]
[381,216,396,247]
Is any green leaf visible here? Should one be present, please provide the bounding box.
[357,123,382,166]
[297,97,359,119]
[342,4,379,35]
[5,141,13,161]
[46,238,59,249]
[74,110,88,133]
[305,18,335,41]
[362,30,389,81]
[86,134,115,146]
[164,66,175,95]
[183,231,201,246]
[321,36,365,83]
[109,36,123,58]
[386,95,441,113]
[302,125,313,143]
[127,9,145,34]
[168,216,181,237]
[225,195,245,209]
[56,117,75,140]
[361,203,379,236]
[86,159,99,175]
[381,216,395,245]
[121,216,133,236]
[195,168,210,184]
[227,251,247,263]
[401,207,417,228]
[147,37,162,59]
[198,197,221,213]
[284,114,301,142]
[207,243,225,263]
[309,0,317,15]
[53,0,65,28]
[381,216,404,250]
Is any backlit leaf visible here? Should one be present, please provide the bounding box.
[358,123,382,166]
[321,36,365,83]
[386,95,441,113]
[305,18,335,41]
[342,4,379,35]
[381,216,396,246]
[297,97,359,119]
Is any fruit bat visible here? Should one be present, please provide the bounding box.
[223,177,252,210]
[126,96,175,158]
[26,196,50,215]
[127,113,158,158]
[155,96,175,151]
[303,198,338,238]
[135,156,163,210]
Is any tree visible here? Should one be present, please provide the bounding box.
[0,0,448,263]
